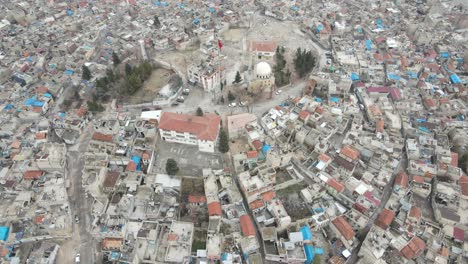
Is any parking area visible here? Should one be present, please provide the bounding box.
[154,140,224,176]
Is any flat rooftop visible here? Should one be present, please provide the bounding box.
[165,221,194,263]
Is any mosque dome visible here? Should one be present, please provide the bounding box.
[256,61,272,78]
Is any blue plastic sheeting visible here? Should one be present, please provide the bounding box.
[387,73,401,81]
[193,18,200,25]
[24,96,37,106]
[208,7,215,13]
[416,118,426,123]
[59,112,66,119]
[154,1,160,6]
[458,114,465,121]
[161,2,168,6]
[316,24,324,33]
[376,19,382,24]
[315,97,322,103]
[313,207,324,213]
[351,72,359,81]
[365,39,372,50]
[3,104,14,110]
[357,27,363,33]
[32,101,44,107]
[67,9,74,16]
[110,252,120,260]
[330,97,340,103]
[131,156,142,171]
[291,6,299,11]
[0,226,9,241]
[301,226,314,264]
[450,74,461,84]
[419,126,430,133]
[315,248,324,255]
[179,3,184,8]
[64,69,74,75]
[440,52,450,58]
[43,93,52,98]
[407,72,418,79]
[262,144,271,154]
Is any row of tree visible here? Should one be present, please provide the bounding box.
[274,46,291,87]
[125,62,153,94]
[294,48,316,78]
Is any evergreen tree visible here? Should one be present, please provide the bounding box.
[218,129,229,153]
[220,96,225,104]
[154,15,161,27]
[234,71,242,84]
[106,68,115,83]
[125,63,133,76]
[165,159,179,175]
[196,107,204,116]
[82,65,92,80]
[112,52,121,65]
[228,91,235,102]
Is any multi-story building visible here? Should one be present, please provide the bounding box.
[187,60,225,92]
[158,112,221,153]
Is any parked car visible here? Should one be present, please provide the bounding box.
[228,102,237,107]
[171,102,179,106]
[176,96,185,103]
[182,88,190,95]
[75,253,80,263]
[275,90,282,95]
[239,101,247,106]
[75,215,79,223]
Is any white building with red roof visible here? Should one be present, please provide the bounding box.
[158,112,221,153]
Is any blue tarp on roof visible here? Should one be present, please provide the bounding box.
[291,6,299,11]
[131,156,142,171]
[64,69,74,75]
[32,101,44,107]
[315,97,322,103]
[365,39,372,50]
[316,24,324,33]
[193,18,200,25]
[43,93,52,98]
[301,226,314,264]
[450,74,461,84]
[315,248,324,255]
[59,112,66,119]
[110,252,120,261]
[67,9,74,16]
[3,104,14,110]
[419,126,430,133]
[208,7,215,13]
[154,1,160,6]
[161,2,168,6]
[351,72,359,81]
[330,97,340,103]
[262,144,271,154]
[24,96,37,106]
[407,71,418,79]
[440,52,450,58]
[179,3,185,8]
[388,73,401,81]
[0,226,9,241]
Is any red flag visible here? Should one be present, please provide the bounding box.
[218,39,223,49]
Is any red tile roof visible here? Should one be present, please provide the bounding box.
[240,215,256,237]
[450,152,458,167]
[327,178,345,193]
[252,140,263,150]
[400,236,426,259]
[23,170,44,180]
[376,119,384,133]
[208,201,222,216]
[36,86,49,93]
[318,153,331,162]
[409,206,421,220]
[261,191,276,202]
[340,146,359,161]
[92,132,113,143]
[167,233,178,241]
[249,40,277,53]
[126,161,137,172]
[249,199,265,210]
[159,112,221,141]
[188,195,207,204]
[35,132,47,140]
[459,176,468,197]
[394,171,409,188]
[34,215,45,224]
[299,110,310,120]
[246,150,259,159]
[332,216,355,240]
[375,209,395,230]
[453,227,464,241]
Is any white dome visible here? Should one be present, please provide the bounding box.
[256,61,272,77]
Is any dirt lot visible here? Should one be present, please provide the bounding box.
[126,68,173,104]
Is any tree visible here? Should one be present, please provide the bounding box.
[125,63,133,76]
[82,65,91,80]
[294,48,316,78]
[220,96,225,104]
[218,129,229,153]
[227,90,235,102]
[196,107,204,116]
[313,255,321,264]
[112,52,121,65]
[460,152,468,174]
[106,68,115,83]
[234,71,242,84]
[154,15,161,27]
[165,159,179,175]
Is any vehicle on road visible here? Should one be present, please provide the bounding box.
[326,59,332,64]
[171,102,179,106]
[176,96,185,103]
[275,90,282,95]
[239,101,247,106]
[228,102,237,107]
[182,88,190,95]
[75,253,80,263]
[74,215,79,223]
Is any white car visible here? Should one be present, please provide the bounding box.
[275,90,282,95]
[75,253,80,263]
[228,102,237,107]
[239,101,247,106]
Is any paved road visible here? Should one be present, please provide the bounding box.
[63,124,96,264]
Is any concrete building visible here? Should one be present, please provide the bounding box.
[158,112,221,153]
